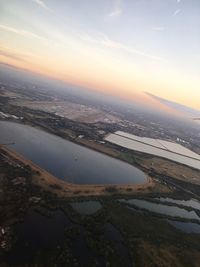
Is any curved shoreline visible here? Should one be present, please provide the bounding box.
[0,145,155,197]
[1,119,199,174]
[1,119,199,190]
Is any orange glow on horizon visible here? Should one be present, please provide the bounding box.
[0,54,183,117]
[0,1,200,112]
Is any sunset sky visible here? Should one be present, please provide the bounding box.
[0,0,200,109]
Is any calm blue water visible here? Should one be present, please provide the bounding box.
[0,121,147,184]
[155,197,200,211]
[119,199,200,221]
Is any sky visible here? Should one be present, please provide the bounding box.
[0,0,200,110]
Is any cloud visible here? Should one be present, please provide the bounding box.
[0,24,49,43]
[32,0,53,12]
[173,9,181,16]
[0,24,71,50]
[0,50,28,63]
[105,0,122,20]
[81,33,120,48]
[177,0,181,3]
[80,33,165,62]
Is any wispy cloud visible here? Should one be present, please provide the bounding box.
[32,0,53,12]
[173,9,181,16]
[0,24,72,51]
[0,24,49,43]
[80,33,165,62]
[0,50,27,62]
[177,0,181,3]
[105,0,122,21]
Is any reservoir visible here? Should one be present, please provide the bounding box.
[105,131,200,170]
[0,121,146,184]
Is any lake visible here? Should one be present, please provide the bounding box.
[0,121,147,184]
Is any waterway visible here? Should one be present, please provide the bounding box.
[119,199,200,222]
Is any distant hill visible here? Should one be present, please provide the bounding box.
[145,92,200,117]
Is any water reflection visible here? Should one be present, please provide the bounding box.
[0,121,147,185]
[155,197,200,211]
[119,199,200,221]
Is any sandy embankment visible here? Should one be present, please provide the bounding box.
[0,145,157,197]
